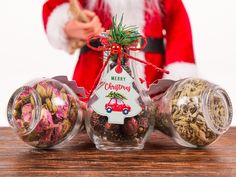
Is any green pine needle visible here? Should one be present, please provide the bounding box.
[109,15,140,46]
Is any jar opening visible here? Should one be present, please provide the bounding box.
[203,87,233,134]
[7,86,42,136]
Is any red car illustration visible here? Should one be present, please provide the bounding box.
[105,98,131,115]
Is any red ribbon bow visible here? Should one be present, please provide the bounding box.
[86,34,169,99]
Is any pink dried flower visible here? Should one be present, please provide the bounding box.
[51,91,69,120]
[35,108,54,133]
[21,103,33,122]
[53,123,63,141]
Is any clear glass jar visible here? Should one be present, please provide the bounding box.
[153,78,233,148]
[86,54,155,151]
[7,78,83,148]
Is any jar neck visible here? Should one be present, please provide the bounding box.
[202,86,232,135]
[7,86,42,136]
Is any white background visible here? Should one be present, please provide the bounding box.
[0,0,235,126]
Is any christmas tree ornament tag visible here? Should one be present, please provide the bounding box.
[91,66,142,124]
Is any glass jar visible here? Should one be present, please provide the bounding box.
[86,53,155,151]
[153,78,233,148]
[7,78,84,148]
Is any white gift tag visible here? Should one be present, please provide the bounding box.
[91,66,142,124]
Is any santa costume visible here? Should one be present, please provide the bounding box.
[43,0,197,94]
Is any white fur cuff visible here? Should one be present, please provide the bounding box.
[162,62,198,80]
[46,3,70,52]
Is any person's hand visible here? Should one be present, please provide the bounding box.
[64,10,104,41]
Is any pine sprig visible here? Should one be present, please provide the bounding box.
[109,15,140,46]
[106,91,127,100]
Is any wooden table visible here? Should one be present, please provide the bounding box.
[0,127,236,177]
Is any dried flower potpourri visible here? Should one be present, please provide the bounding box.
[7,78,84,148]
[153,78,233,148]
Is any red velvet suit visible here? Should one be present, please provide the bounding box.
[43,0,196,93]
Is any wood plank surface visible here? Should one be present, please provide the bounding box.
[0,127,236,177]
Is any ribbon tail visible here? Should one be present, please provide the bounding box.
[125,53,169,74]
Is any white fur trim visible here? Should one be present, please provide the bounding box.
[163,62,198,80]
[46,3,70,52]
[104,0,145,33]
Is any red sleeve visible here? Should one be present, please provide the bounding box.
[42,0,87,31]
[163,0,195,65]
[43,0,68,31]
